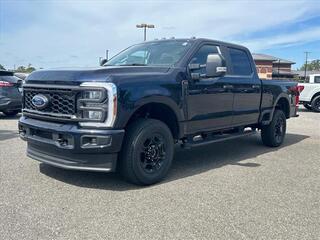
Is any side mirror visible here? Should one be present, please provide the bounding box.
[100,58,108,66]
[206,54,227,77]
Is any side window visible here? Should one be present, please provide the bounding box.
[229,48,252,76]
[190,45,219,74]
[314,76,320,83]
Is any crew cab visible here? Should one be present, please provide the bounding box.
[19,38,299,185]
[298,74,320,112]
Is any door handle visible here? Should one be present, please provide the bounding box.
[252,85,260,89]
[223,84,234,89]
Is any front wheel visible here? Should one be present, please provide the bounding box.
[119,119,174,185]
[311,96,320,112]
[261,109,286,147]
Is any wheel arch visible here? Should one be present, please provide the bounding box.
[311,91,320,102]
[260,94,291,124]
[274,96,290,118]
[123,98,184,140]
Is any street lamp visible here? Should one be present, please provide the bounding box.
[136,23,155,41]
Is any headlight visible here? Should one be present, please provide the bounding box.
[78,82,117,128]
[82,90,103,100]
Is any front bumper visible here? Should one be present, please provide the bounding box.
[19,116,125,172]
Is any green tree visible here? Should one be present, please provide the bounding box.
[0,64,6,70]
[25,63,36,73]
[16,66,26,72]
[16,64,36,73]
[299,59,320,71]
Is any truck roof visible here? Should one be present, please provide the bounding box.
[144,38,250,52]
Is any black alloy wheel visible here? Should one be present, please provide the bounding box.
[261,109,286,147]
[120,118,174,185]
[139,134,166,174]
[274,117,285,144]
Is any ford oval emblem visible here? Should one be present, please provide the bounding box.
[31,94,49,109]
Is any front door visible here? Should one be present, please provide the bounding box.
[186,44,234,134]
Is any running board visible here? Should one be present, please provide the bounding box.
[182,130,257,148]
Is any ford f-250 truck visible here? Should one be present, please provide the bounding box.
[298,74,320,112]
[19,38,299,185]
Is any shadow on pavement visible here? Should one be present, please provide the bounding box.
[39,133,309,191]
[0,113,21,120]
[0,130,19,141]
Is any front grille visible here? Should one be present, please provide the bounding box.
[23,86,78,120]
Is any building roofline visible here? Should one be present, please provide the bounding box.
[252,53,295,64]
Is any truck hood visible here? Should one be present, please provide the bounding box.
[26,66,171,85]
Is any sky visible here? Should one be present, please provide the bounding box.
[1,0,320,70]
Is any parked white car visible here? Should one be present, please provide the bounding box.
[299,74,320,112]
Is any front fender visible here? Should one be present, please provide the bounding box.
[115,83,185,129]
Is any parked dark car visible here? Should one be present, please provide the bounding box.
[19,38,300,185]
[0,70,23,116]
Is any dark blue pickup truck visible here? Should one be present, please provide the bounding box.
[19,38,299,185]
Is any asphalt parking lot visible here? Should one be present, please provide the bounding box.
[0,107,319,240]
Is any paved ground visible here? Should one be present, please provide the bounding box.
[0,107,319,240]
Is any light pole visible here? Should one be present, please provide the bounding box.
[304,51,311,82]
[136,23,155,41]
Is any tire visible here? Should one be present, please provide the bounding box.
[119,119,174,185]
[311,96,320,112]
[261,109,286,147]
[303,103,313,110]
[3,110,19,117]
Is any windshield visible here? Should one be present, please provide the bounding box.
[105,40,193,67]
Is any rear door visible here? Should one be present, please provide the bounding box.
[225,47,261,125]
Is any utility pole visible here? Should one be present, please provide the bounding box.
[136,23,155,41]
[304,51,311,82]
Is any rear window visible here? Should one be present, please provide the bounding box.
[229,48,252,76]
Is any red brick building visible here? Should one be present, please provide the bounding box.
[252,53,295,79]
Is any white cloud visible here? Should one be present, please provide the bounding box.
[0,0,320,69]
[241,26,320,51]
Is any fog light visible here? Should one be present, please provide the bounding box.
[83,110,103,120]
[81,135,112,148]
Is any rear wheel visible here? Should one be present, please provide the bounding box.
[119,119,174,185]
[261,109,286,147]
[311,96,320,112]
[303,103,312,110]
[3,110,19,117]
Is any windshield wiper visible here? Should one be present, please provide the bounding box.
[119,63,147,66]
